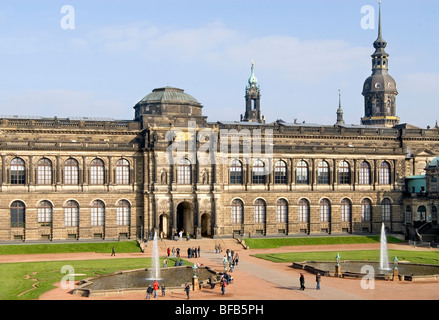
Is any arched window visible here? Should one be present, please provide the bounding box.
[379,161,391,185]
[90,159,105,185]
[11,201,25,228]
[320,199,331,222]
[229,159,243,185]
[91,200,105,226]
[417,206,427,222]
[338,161,351,185]
[405,206,412,224]
[231,199,243,224]
[115,159,130,185]
[64,158,79,185]
[254,199,266,223]
[252,160,266,184]
[298,199,310,223]
[296,161,309,185]
[359,161,371,185]
[341,199,351,222]
[361,199,372,222]
[276,199,288,223]
[11,158,25,185]
[177,158,191,185]
[117,200,131,226]
[64,200,79,227]
[317,161,330,185]
[37,158,52,185]
[381,198,392,222]
[274,161,287,184]
[38,201,53,227]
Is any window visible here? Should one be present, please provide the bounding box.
[117,200,131,226]
[317,161,330,185]
[177,158,191,184]
[64,158,79,185]
[11,201,25,228]
[91,200,105,226]
[296,161,309,184]
[379,162,391,185]
[254,199,266,223]
[381,198,391,222]
[338,161,351,185]
[38,201,53,227]
[65,200,79,227]
[361,199,372,222]
[230,159,243,185]
[341,199,351,222]
[231,199,243,224]
[115,159,130,185]
[417,206,427,222]
[405,206,412,224]
[37,158,52,185]
[298,199,310,223]
[359,162,371,185]
[252,160,266,184]
[90,159,105,185]
[431,177,438,192]
[274,161,287,184]
[276,199,288,223]
[11,158,25,185]
[320,199,331,222]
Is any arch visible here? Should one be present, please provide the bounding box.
[296,160,309,184]
[90,158,105,185]
[64,158,79,185]
[176,201,194,235]
[361,198,372,222]
[254,198,266,223]
[177,158,192,185]
[117,199,131,226]
[359,161,371,185]
[379,161,391,185]
[276,198,288,223]
[298,198,310,223]
[37,158,53,185]
[338,161,351,185]
[91,200,105,226]
[115,159,130,185]
[231,199,244,224]
[340,198,352,222]
[159,213,170,239]
[317,161,330,185]
[11,157,26,185]
[64,200,79,227]
[319,198,331,222]
[252,159,266,184]
[38,200,53,227]
[417,205,427,222]
[229,159,243,184]
[274,160,287,184]
[200,213,211,237]
[11,200,26,228]
[381,198,392,222]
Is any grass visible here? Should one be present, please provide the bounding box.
[243,236,402,249]
[253,250,439,265]
[0,241,142,255]
[0,257,190,300]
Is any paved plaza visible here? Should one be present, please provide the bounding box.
[2,239,438,301]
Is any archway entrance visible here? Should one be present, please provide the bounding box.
[201,213,211,237]
[159,214,169,239]
[176,202,194,236]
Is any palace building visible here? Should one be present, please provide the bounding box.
[1,4,438,242]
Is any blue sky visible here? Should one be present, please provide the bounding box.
[0,0,438,128]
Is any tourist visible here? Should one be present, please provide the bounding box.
[234,253,239,266]
[111,247,115,256]
[161,285,166,297]
[316,273,321,290]
[172,247,176,257]
[220,278,227,295]
[146,285,153,299]
[176,248,180,258]
[194,247,197,258]
[198,246,201,258]
[185,283,190,300]
[299,273,305,290]
[214,243,218,254]
[153,280,159,298]
[167,247,170,257]
[163,258,167,268]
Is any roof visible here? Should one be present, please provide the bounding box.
[138,87,201,105]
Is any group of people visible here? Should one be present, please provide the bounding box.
[299,273,322,291]
[221,248,239,273]
[146,280,166,299]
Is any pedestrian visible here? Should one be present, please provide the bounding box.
[316,273,321,290]
[153,280,159,298]
[167,247,171,257]
[220,278,227,295]
[194,247,197,258]
[198,246,201,258]
[214,243,218,254]
[184,283,190,300]
[172,247,176,257]
[299,273,305,291]
[187,247,191,258]
[161,284,166,297]
[163,258,167,268]
[111,247,116,256]
[146,285,153,299]
[234,253,239,266]
[177,248,180,258]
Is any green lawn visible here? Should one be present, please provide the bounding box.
[252,250,439,265]
[0,241,142,255]
[243,236,402,249]
[0,257,190,300]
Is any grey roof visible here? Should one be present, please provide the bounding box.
[138,87,201,105]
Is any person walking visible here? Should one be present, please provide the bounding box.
[197,246,201,258]
[146,285,153,299]
[153,280,159,298]
[316,273,321,290]
[163,258,167,268]
[111,247,116,256]
[167,247,171,257]
[299,273,305,291]
[184,283,190,300]
[220,278,227,295]
[161,284,166,297]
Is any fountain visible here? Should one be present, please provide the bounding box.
[380,223,391,271]
[150,231,161,280]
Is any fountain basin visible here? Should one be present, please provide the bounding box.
[292,261,439,282]
[73,266,221,297]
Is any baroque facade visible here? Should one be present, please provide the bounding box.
[1,5,438,242]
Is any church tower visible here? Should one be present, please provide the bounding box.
[361,1,399,127]
[242,62,265,124]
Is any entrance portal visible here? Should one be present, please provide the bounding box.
[176,202,194,235]
[201,213,211,237]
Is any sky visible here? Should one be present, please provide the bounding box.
[0,0,438,128]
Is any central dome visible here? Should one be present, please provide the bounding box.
[139,87,201,106]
